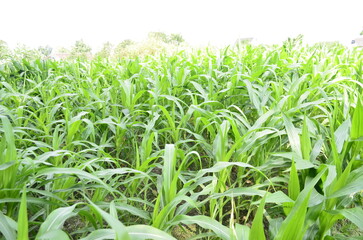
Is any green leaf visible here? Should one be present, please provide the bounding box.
[235,223,250,240]
[196,162,269,183]
[37,205,77,237]
[0,161,16,170]
[328,175,363,199]
[211,187,266,199]
[0,115,17,190]
[275,167,327,240]
[284,159,300,215]
[300,116,311,160]
[268,218,283,239]
[37,230,70,240]
[271,153,315,170]
[17,186,28,240]
[0,210,16,240]
[0,115,16,156]
[319,161,356,237]
[351,96,363,140]
[88,201,131,240]
[266,191,293,204]
[171,215,230,240]
[334,118,350,153]
[213,120,230,162]
[249,195,266,240]
[97,202,150,220]
[153,195,197,229]
[288,159,300,201]
[79,229,115,240]
[276,191,311,240]
[36,167,113,193]
[331,208,363,230]
[127,225,176,240]
[109,201,118,219]
[283,114,302,157]
[162,144,177,205]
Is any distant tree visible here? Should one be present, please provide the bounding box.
[58,47,69,54]
[148,32,169,43]
[117,39,135,49]
[13,44,40,60]
[52,47,70,60]
[360,29,363,36]
[169,33,184,45]
[95,42,113,59]
[148,32,185,45]
[38,45,52,58]
[0,40,8,51]
[70,40,92,60]
[114,39,136,58]
[0,40,10,59]
[235,38,253,46]
[113,33,186,59]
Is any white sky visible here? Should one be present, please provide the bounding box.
[1,0,362,50]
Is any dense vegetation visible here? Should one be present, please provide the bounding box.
[0,32,185,62]
[0,42,362,240]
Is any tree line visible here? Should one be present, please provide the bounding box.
[0,32,185,61]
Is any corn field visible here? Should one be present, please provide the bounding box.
[0,43,363,240]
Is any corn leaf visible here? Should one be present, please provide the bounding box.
[171,215,230,240]
[37,205,77,238]
[249,195,266,240]
[17,186,29,240]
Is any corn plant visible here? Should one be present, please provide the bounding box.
[0,43,362,240]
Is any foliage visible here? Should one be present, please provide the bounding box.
[113,38,174,59]
[148,32,184,45]
[95,42,113,59]
[0,43,362,239]
[113,32,185,59]
[12,44,42,60]
[118,39,136,49]
[282,34,304,52]
[69,40,92,60]
[38,45,53,58]
[114,39,136,58]
[169,34,184,45]
[0,40,11,60]
[235,38,254,46]
[148,32,169,42]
